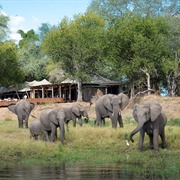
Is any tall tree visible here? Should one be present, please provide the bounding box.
[38,23,52,43]
[163,15,180,96]
[87,0,180,20]
[18,29,49,81]
[0,5,9,41]
[42,12,105,101]
[106,14,170,97]
[0,41,24,87]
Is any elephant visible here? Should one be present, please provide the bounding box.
[40,108,65,143]
[62,104,89,127]
[29,120,43,141]
[95,93,129,128]
[130,101,167,154]
[8,99,35,128]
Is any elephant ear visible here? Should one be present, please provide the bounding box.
[144,101,162,122]
[132,104,139,122]
[49,109,59,125]
[103,94,113,112]
[118,93,129,110]
[29,102,35,111]
[7,103,17,114]
[72,105,81,116]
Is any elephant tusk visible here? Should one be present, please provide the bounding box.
[112,112,114,116]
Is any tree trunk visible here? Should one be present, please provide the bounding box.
[130,79,134,98]
[77,80,83,102]
[141,67,151,95]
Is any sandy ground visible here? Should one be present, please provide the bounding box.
[0,95,180,121]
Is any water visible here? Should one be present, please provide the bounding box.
[0,163,170,180]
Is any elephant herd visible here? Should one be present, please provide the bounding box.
[7,93,167,154]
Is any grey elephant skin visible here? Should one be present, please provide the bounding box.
[29,120,43,140]
[8,100,35,128]
[130,101,167,154]
[62,104,89,127]
[40,108,65,143]
[95,93,129,128]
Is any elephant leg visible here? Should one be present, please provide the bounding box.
[34,135,38,141]
[102,118,105,126]
[42,130,50,141]
[160,129,166,149]
[149,135,154,149]
[72,118,77,127]
[24,117,29,128]
[117,114,123,128]
[51,128,56,142]
[153,128,159,153]
[78,117,82,126]
[95,112,102,127]
[138,129,145,151]
[17,116,23,128]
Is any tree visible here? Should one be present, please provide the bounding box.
[0,5,9,41]
[0,41,24,87]
[42,12,105,101]
[163,15,180,96]
[18,44,49,81]
[18,29,39,48]
[38,23,52,43]
[87,0,180,20]
[106,14,170,97]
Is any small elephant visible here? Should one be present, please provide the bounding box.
[95,93,129,128]
[62,104,89,127]
[8,100,35,128]
[130,101,167,154]
[40,108,65,143]
[29,120,43,141]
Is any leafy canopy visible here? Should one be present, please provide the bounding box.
[0,41,24,86]
[42,12,105,82]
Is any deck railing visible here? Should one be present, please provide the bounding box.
[0,98,65,107]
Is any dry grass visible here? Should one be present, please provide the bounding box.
[0,95,179,173]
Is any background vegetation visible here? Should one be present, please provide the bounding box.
[0,0,180,100]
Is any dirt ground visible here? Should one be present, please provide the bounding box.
[1,95,180,121]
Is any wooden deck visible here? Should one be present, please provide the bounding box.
[0,98,65,107]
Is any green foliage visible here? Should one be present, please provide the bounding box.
[87,0,180,21]
[0,41,24,86]
[0,6,9,41]
[18,29,39,48]
[105,14,171,92]
[38,23,52,43]
[42,12,105,82]
[167,118,180,126]
[18,43,50,81]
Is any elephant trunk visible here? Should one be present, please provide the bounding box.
[112,106,120,128]
[130,122,144,142]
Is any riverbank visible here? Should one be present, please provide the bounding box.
[0,95,180,179]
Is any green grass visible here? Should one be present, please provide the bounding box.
[0,117,180,179]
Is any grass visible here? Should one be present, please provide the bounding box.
[0,117,180,179]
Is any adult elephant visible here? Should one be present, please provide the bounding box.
[40,108,65,143]
[130,101,167,154]
[95,93,129,128]
[62,104,89,127]
[8,100,35,128]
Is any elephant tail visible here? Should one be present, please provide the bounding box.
[24,108,37,119]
